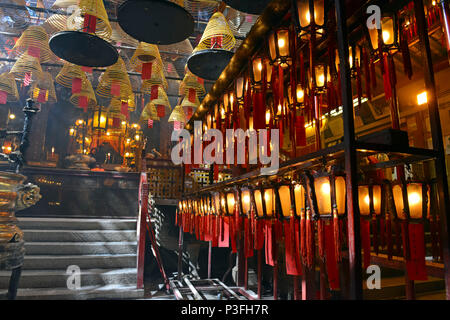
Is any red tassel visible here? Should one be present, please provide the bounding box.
[284,220,302,276]
[300,212,306,265]
[360,217,372,270]
[37,89,47,103]
[324,221,340,290]
[400,31,413,79]
[121,101,129,119]
[219,217,230,247]
[230,216,237,253]
[372,215,379,255]
[363,47,372,101]
[333,211,341,262]
[407,223,428,280]
[317,220,325,260]
[265,220,275,266]
[370,59,377,89]
[0,90,7,104]
[306,210,314,268]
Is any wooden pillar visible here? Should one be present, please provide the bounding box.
[24,102,51,164]
[414,0,450,300]
[334,0,363,300]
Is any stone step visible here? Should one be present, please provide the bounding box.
[22,254,136,270]
[1,285,144,300]
[23,230,137,242]
[363,276,445,300]
[0,268,138,289]
[17,218,137,231]
[24,242,137,255]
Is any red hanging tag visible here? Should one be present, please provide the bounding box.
[141,62,152,80]
[211,36,223,49]
[407,223,428,281]
[188,88,196,103]
[151,85,159,100]
[147,119,153,128]
[111,81,121,97]
[27,46,41,59]
[83,13,97,34]
[72,77,82,94]
[37,88,47,103]
[23,72,32,86]
[0,90,7,104]
[360,217,372,269]
[78,95,88,112]
[112,117,120,127]
[157,105,165,118]
[213,164,219,181]
[81,66,93,73]
[121,101,129,119]
[219,217,230,247]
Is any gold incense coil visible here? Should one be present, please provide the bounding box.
[107,103,126,135]
[96,57,133,99]
[11,26,53,63]
[69,79,96,109]
[0,73,19,102]
[65,0,112,40]
[110,22,139,47]
[55,62,87,88]
[140,101,160,121]
[196,12,236,51]
[158,39,193,59]
[179,71,205,97]
[184,0,218,20]
[150,86,171,112]
[9,53,43,80]
[168,105,186,123]
[141,62,168,91]
[180,95,200,109]
[109,95,135,112]
[51,0,78,8]
[30,72,57,103]
[41,14,68,35]
[130,42,162,71]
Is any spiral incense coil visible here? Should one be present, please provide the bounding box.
[107,103,127,135]
[158,39,193,59]
[64,0,112,40]
[110,21,139,47]
[11,26,53,63]
[179,71,205,97]
[96,57,133,99]
[140,101,160,121]
[184,0,218,20]
[196,12,236,51]
[9,53,43,80]
[168,104,187,123]
[141,62,168,91]
[180,94,200,109]
[41,14,70,36]
[51,0,78,8]
[150,86,171,112]
[69,79,97,109]
[0,72,19,102]
[130,42,162,71]
[109,94,135,112]
[30,72,57,103]
[55,62,87,88]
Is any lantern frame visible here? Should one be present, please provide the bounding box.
[391,180,429,221]
[313,63,328,93]
[358,183,384,217]
[235,74,246,103]
[268,27,292,68]
[366,12,400,60]
[310,170,347,219]
[292,0,327,40]
[251,55,264,89]
[91,106,108,132]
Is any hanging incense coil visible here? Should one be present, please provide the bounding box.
[55,62,87,88]
[184,0,218,20]
[51,0,78,8]
[74,0,112,39]
[41,14,69,35]
[30,72,57,103]
[151,86,171,108]
[110,21,139,47]
[9,53,43,80]
[96,57,133,99]
[0,73,19,102]
[69,79,97,109]
[107,103,127,135]
[140,101,160,121]
[179,71,205,97]
[141,62,168,92]
[196,12,236,51]
[0,0,31,31]
[158,39,193,58]
[130,42,162,69]
[180,94,200,108]
[11,26,54,63]
[168,104,187,123]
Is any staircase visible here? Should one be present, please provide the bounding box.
[0,217,144,300]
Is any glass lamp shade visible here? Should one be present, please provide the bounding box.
[358,186,371,216]
[254,189,264,217]
[268,28,291,68]
[241,189,251,215]
[393,183,427,220]
[278,185,292,217]
[368,27,379,51]
[314,176,332,215]
[265,59,273,83]
[335,176,346,215]
[381,17,394,46]
[235,76,245,101]
[226,192,236,215]
[264,188,276,217]
[294,183,306,216]
[315,64,327,89]
[296,84,305,105]
[92,107,108,130]
[349,45,361,70]
[252,57,263,86]
[213,192,222,214]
